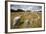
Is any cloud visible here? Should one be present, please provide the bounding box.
[11,5,42,11]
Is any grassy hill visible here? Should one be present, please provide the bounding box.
[11,9,42,29]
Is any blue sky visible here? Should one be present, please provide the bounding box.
[11,5,42,11]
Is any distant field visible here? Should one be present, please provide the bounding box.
[11,11,42,29]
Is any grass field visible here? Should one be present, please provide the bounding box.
[11,11,42,29]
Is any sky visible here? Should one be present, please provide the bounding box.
[11,5,42,11]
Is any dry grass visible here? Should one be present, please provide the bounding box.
[11,11,42,29]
